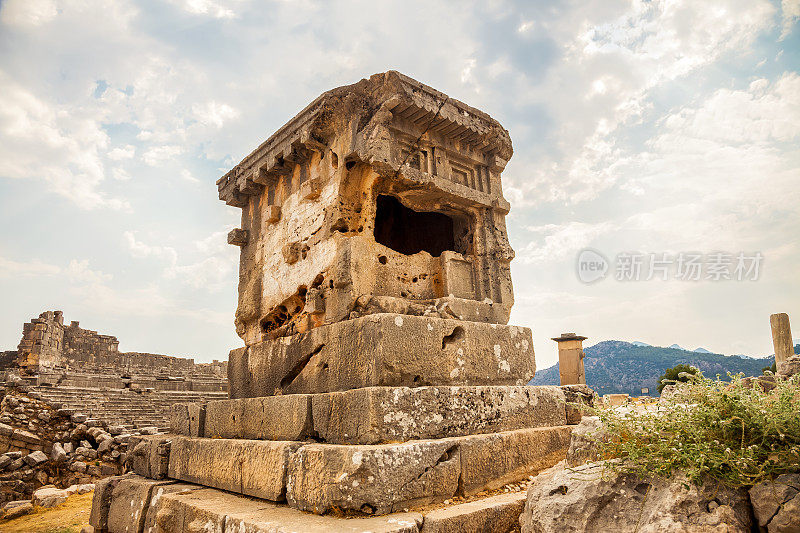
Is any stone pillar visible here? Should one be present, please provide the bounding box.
[552,333,587,385]
[770,313,793,371]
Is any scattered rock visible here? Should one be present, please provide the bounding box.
[33,486,70,508]
[24,450,48,466]
[1,500,33,519]
[71,413,88,424]
[565,416,604,467]
[51,442,67,463]
[749,474,800,532]
[777,355,800,380]
[520,462,752,533]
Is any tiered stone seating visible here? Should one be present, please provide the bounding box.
[32,386,228,430]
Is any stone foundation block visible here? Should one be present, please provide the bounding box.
[204,394,312,440]
[458,425,572,495]
[287,426,571,515]
[167,436,301,501]
[192,385,566,444]
[108,477,174,533]
[312,385,567,444]
[153,485,423,533]
[420,491,526,533]
[287,438,462,515]
[230,314,535,397]
[128,435,172,479]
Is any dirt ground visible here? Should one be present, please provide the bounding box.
[0,491,93,533]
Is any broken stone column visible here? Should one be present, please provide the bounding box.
[94,71,587,532]
[552,333,587,385]
[770,313,793,371]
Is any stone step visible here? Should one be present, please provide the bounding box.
[172,385,568,444]
[143,425,569,515]
[92,474,528,533]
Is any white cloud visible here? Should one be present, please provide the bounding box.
[65,259,112,284]
[0,71,129,211]
[169,0,242,19]
[124,231,178,265]
[519,222,617,264]
[781,0,800,37]
[0,0,58,27]
[142,145,184,166]
[107,145,135,160]
[111,167,131,181]
[0,256,60,278]
[192,101,239,128]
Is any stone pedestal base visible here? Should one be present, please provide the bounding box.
[92,474,529,533]
[229,314,535,397]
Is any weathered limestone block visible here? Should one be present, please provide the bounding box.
[560,384,598,424]
[287,426,571,515]
[519,462,752,533]
[154,485,423,533]
[128,434,172,479]
[313,385,565,444]
[749,474,800,532]
[420,492,526,533]
[167,436,301,501]
[230,314,535,397]
[565,416,604,467]
[204,394,312,440]
[218,72,517,346]
[287,438,462,515]
[192,386,566,444]
[458,426,571,496]
[108,477,175,533]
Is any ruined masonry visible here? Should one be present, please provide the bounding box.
[92,71,592,532]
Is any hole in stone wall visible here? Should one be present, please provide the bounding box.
[331,152,338,168]
[373,195,461,257]
[441,326,464,349]
[345,160,356,170]
[378,255,388,265]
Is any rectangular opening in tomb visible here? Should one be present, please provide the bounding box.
[373,194,466,257]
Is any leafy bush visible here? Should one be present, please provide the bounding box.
[657,364,700,393]
[591,372,800,488]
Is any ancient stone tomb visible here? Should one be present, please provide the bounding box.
[92,71,584,532]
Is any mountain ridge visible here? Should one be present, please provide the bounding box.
[530,340,775,396]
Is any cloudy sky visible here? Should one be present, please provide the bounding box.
[0,0,798,369]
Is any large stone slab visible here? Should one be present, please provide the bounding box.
[188,385,566,444]
[312,385,566,444]
[287,426,571,515]
[204,393,312,440]
[167,436,301,501]
[420,491,526,533]
[229,313,535,397]
[154,485,423,532]
[93,475,531,532]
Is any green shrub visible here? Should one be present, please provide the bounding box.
[590,371,800,488]
[657,364,700,393]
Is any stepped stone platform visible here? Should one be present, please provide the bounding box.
[92,72,592,532]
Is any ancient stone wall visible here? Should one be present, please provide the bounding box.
[9,311,227,392]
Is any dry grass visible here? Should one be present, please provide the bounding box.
[0,491,93,533]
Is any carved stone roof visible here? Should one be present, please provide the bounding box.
[217,71,513,207]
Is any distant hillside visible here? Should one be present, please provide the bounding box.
[530,341,776,396]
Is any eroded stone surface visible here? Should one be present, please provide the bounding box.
[230,314,535,397]
[287,426,571,515]
[749,474,800,532]
[181,385,565,444]
[167,436,301,501]
[421,491,526,533]
[520,462,752,533]
[217,71,517,350]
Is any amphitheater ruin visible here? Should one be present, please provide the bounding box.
[79,71,595,532]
